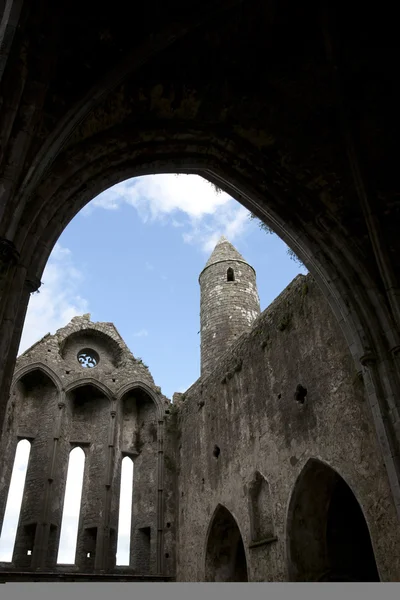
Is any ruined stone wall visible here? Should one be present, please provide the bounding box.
[0,315,173,577]
[175,274,400,582]
[69,387,110,570]
[127,395,158,574]
[200,258,260,378]
[12,376,58,568]
[3,273,398,581]
[162,396,181,578]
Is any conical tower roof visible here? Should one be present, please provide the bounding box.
[199,236,255,279]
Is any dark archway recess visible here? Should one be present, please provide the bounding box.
[205,505,248,582]
[0,0,400,527]
[288,459,380,582]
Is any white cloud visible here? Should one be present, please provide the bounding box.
[83,174,251,253]
[133,329,148,338]
[19,243,89,355]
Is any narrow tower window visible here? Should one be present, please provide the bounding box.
[116,456,134,565]
[57,447,85,564]
[227,268,235,282]
[0,439,31,562]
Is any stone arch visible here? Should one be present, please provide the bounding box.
[0,363,61,570]
[0,4,399,534]
[248,471,274,543]
[117,384,159,455]
[286,458,380,582]
[9,136,400,521]
[0,119,398,522]
[60,327,124,367]
[11,362,62,395]
[116,381,164,419]
[64,378,113,403]
[204,504,248,582]
[62,381,113,571]
[15,131,394,374]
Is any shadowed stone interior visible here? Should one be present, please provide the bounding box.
[0,239,399,582]
[1,1,400,581]
[205,505,248,582]
[288,459,380,582]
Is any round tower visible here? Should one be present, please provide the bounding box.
[199,236,260,377]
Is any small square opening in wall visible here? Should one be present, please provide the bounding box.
[86,552,91,558]
[27,550,32,555]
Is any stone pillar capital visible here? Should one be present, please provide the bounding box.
[360,352,377,367]
[24,274,42,293]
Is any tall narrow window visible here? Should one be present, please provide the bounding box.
[227,267,235,282]
[116,456,134,565]
[0,439,31,562]
[57,447,85,564]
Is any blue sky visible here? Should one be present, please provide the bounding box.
[1,174,307,563]
[19,173,307,399]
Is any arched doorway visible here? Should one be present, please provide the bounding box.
[287,459,380,582]
[204,505,248,582]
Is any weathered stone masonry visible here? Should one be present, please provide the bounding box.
[173,241,400,581]
[1,5,400,572]
[0,315,175,579]
[0,238,400,581]
[200,236,260,377]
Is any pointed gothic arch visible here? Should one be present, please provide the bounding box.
[204,504,248,582]
[12,363,63,395]
[116,381,164,419]
[60,327,124,367]
[64,378,113,403]
[286,458,380,582]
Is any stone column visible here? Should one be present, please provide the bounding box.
[30,399,65,570]
[156,417,165,575]
[95,408,116,571]
[0,238,41,445]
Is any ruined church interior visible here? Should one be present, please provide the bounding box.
[0,0,400,583]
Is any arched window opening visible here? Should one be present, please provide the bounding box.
[287,459,380,582]
[57,447,85,565]
[325,476,379,581]
[0,439,31,562]
[227,267,235,282]
[205,505,248,582]
[116,456,134,565]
